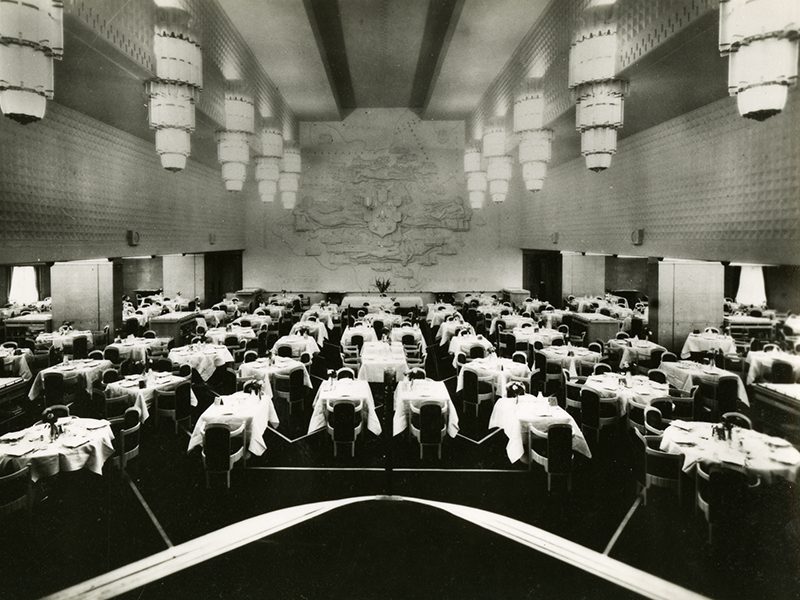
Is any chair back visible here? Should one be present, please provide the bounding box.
[511,351,527,364]
[771,360,794,384]
[143,330,156,339]
[174,381,192,418]
[243,350,258,363]
[721,411,752,429]
[629,428,647,488]
[276,345,293,358]
[43,372,65,405]
[644,406,665,434]
[648,369,667,384]
[71,336,89,360]
[551,338,564,347]
[547,424,573,475]
[0,460,30,513]
[716,376,739,415]
[419,403,444,443]
[103,346,121,364]
[351,335,364,351]
[707,465,750,525]
[580,388,600,427]
[469,345,486,359]
[42,404,70,420]
[661,352,678,362]
[402,334,416,346]
[336,367,355,379]
[650,397,674,420]
[153,358,173,372]
[332,402,356,442]
[593,363,612,375]
[203,425,232,472]
[587,342,602,354]
[408,368,426,380]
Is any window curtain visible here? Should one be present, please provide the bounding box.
[0,266,12,306]
[735,265,767,306]
[35,264,51,299]
[8,266,39,304]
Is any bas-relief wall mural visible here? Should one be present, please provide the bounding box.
[261,109,488,290]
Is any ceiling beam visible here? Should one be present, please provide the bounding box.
[409,0,464,113]
[303,0,357,118]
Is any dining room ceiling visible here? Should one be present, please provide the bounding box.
[218,0,549,121]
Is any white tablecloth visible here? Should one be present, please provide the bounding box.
[680,333,737,358]
[0,348,33,381]
[168,345,234,381]
[489,315,535,335]
[187,391,278,456]
[233,314,273,330]
[205,326,256,345]
[273,335,320,357]
[393,379,458,438]
[489,394,591,464]
[308,378,381,435]
[106,372,197,422]
[427,304,458,326]
[456,356,531,394]
[448,334,494,362]
[238,356,311,390]
[745,351,800,385]
[659,361,749,406]
[341,326,379,347]
[290,321,328,345]
[607,338,666,368]
[106,337,171,363]
[511,327,564,348]
[660,421,800,484]
[35,331,94,351]
[436,321,474,346]
[358,342,408,383]
[582,373,669,414]
[0,417,114,482]
[29,359,113,400]
[539,346,602,377]
[300,310,335,329]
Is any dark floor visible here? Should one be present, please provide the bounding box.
[1,343,799,599]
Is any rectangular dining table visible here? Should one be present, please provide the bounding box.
[105,371,198,422]
[456,355,531,395]
[582,373,670,414]
[105,336,172,362]
[358,342,408,382]
[680,332,737,358]
[238,356,312,392]
[308,378,381,436]
[745,351,800,385]
[659,360,749,406]
[29,359,113,400]
[393,379,458,438]
[168,344,234,381]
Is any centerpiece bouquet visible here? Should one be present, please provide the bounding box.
[374,277,391,294]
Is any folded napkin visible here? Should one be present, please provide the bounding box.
[669,420,693,432]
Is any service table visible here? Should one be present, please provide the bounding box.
[745,350,800,385]
[308,378,381,436]
[187,391,279,457]
[659,360,749,406]
[680,332,736,358]
[582,373,669,414]
[106,336,171,363]
[358,342,408,382]
[359,312,404,328]
[724,315,776,328]
[489,393,591,464]
[3,312,53,334]
[168,344,234,381]
[393,378,458,438]
[273,334,320,358]
[105,371,198,422]
[660,420,800,484]
[0,417,114,481]
[0,347,33,380]
[456,355,531,395]
[570,313,622,343]
[29,359,113,400]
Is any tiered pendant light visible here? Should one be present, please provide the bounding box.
[513,80,554,192]
[0,0,64,124]
[255,121,283,203]
[147,6,203,172]
[719,0,800,121]
[217,86,254,191]
[482,117,512,203]
[568,0,628,172]
[463,143,487,209]
[279,142,301,209]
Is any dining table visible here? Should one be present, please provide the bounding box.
[273,334,320,358]
[168,344,234,381]
[426,304,458,327]
[2,312,53,334]
[436,320,474,346]
[680,332,737,358]
[358,342,408,382]
[232,314,272,330]
[35,330,94,351]
[300,309,335,330]
[341,295,396,312]
[512,326,564,348]
[28,359,113,400]
[105,371,198,422]
[290,321,328,345]
[105,336,172,362]
[341,325,379,347]
[393,378,459,438]
[456,355,531,395]
[660,420,800,484]
[205,326,257,346]
[359,311,404,328]
[606,338,666,369]
[238,356,311,391]
[0,347,33,381]
[489,315,535,335]
[538,345,602,377]
[582,373,670,414]
[520,299,549,314]
[389,325,427,351]
[570,313,622,343]
[489,393,592,464]
[0,417,115,481]
[745,350,800,385]
[659,360,749,405]
[448,333,494,360]
[308,378,381,435]
[187,390,279,457]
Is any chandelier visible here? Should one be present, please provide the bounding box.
[483,117,511,203]
[568,0,628,172]
[463,143,486,209]
[513,81,554,192]
[147,6,202,172]
[279,142,301,209]
[719,0,800,121]
[255,121,283,203]
[0,0,64,124]
[217,87,254,191]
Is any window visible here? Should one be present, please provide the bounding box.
[735,265,767,306]
[8,266,39,304]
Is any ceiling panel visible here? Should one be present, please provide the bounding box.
[338,0,430,107]
[425,0,550,120]
[218,0,338,120]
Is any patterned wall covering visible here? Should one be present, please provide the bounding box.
[467,0,718,137]
[65,0,296,131]
[243,109,522,292]
[0,103,245,265]
[515,92,800,265]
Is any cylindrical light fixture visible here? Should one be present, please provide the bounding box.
[568,0,627,172]
[487,155,512,203]
[513,80,554,192]
[719,0,800,121]
[147,6,202,172]
[279,141,301,209]
[0,0,64,124]
[217,86,254,191]
[464,142,486,209]
[482,117,507,159]
[254,120,283,203]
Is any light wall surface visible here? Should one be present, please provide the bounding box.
[163,255,206,303]
[51,261,115,332]
[515,93,800,265]
[0,102,245,265]
[243,109,522,293]
[561,254,605,298]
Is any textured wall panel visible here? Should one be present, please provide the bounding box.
[468,0,718,136]
[0,102,245,264]
[515,92,800,265]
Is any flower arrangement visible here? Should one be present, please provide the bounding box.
[243,380,263,396]
[374,277,391,294]
[42,409,59,440]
